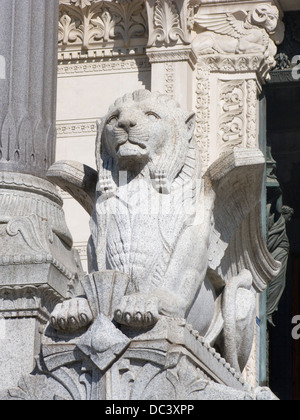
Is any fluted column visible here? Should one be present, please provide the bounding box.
[0,0,82,392]
[0,0,58,178]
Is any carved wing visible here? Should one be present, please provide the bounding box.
[204,148,281,294]
[194,10,248,39]
[47,161,98,215]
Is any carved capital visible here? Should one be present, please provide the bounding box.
[192,2,284,81]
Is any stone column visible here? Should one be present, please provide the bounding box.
[191,0,284,386]
[0,0,58,178]
[0,0,82,391]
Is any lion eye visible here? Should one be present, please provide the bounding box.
[107,114,119,125]
[145,111,161,120]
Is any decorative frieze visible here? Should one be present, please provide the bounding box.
[58,56,150,76]
[246,79,257,149]
[218,80,245,153]
[57,119,98,137]
[58,0,148,52]
[195,64,210,169]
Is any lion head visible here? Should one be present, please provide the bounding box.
[96,90,199,194]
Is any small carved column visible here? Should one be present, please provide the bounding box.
[0,0,81,391]
[145,0,197,110]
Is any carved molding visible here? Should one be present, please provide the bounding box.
[0,285,63,324]
[197,54,276,82]
[58,0,148,52]
[217,79,257,153]
[218,80,245,152]
[58,56,150,76]
[195,64,210,170]
[57,119,98,137]
[0,172,73,248]
[0,215,75,282]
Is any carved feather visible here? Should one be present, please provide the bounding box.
[204,148,281,293]
[194,10,248,39]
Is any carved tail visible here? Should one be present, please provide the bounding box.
[221,269,253,373]
[204,269,255,373]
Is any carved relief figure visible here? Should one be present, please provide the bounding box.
[193,5,280,62]
[267,189,293,326]
[48,90,279,375]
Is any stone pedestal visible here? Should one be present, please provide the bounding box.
[0,315,278,400]
[0,0,82,391]
[0,269,278,400]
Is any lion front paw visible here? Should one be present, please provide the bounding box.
[114,294,159,328]
[50,298,93,332]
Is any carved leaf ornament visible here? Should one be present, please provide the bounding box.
[59,0,147,49]
[148,0,186,46]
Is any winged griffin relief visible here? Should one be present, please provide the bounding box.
[45,90,280,379]
[193,4,284,66]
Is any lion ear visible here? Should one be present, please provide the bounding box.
[185,112,196,140]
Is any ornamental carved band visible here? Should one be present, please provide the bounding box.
[58,0,196,50]
[59,0,148,50]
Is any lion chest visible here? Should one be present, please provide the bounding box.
[99,183,186,293]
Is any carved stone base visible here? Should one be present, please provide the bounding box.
[0,172,83,391]
[0,317,278,400]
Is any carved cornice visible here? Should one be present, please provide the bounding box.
[147,46,197,67]
[0,285,63,324]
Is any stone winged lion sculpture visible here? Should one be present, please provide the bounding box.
[192,4,283,63]
[48,90,280,374]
